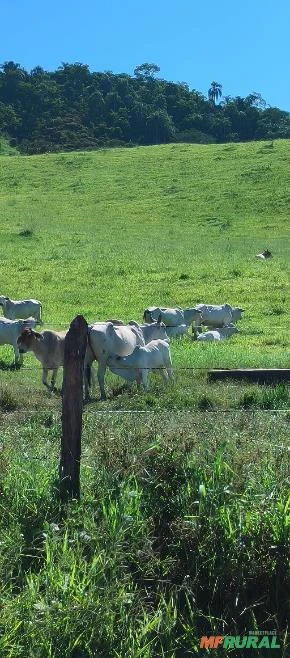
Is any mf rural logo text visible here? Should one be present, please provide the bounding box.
[199,632,281,650]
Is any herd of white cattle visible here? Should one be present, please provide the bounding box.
[0,296,244,399]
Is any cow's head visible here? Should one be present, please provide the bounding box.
[143,309,154,323]
[263,249,272,258]
[17,327,42,353]
[154,318,166,330]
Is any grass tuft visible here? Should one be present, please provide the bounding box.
[0,385,19,411]
[19,228,33,237]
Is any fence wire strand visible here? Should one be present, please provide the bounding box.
[1,408,290,415]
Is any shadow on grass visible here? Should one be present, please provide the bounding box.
[0,359,22,371]
[84,383,130,405]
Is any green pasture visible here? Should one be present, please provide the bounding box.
[0,141,289,656]
[0,139,290,408]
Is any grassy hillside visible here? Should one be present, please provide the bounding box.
[0,141,289,327]
[0,139,290,405]
[0,141,289,657]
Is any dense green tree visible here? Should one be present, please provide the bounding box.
[0,61,289,153]
[255,107,290,139]
[0,101,19,134]
[144,110,175,144]
[134,63,160,79]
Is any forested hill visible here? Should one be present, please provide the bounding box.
[1,60,290,154]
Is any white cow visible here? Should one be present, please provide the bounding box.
[143,306,202,330]
[17,327,67,389]
[129,320,169,343]
[84,321,145,399]
[143,306,184,326]
[0,296,42,323]
[195,303,233,328]
[0,317,38,364]
[165,324,188,338]
[197,324,238,342]
[108,339,173,391]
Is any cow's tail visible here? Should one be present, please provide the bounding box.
[86,325,98,387]
[85,327,93,389]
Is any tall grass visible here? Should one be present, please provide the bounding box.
[0,411,289,656]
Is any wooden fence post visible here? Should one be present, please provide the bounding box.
[59,314,88,501]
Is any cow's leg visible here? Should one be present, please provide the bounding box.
[51,368,58,390]
[135,371,142,391]
[192,320,201,339]
[97,362,107,400]
[167,367,174,380]
[164,356,174,380]
[38,307,43,325]
[140,370,149,392]
[42,368,50,389]
[13,343,22,366]
[160,367,169,381]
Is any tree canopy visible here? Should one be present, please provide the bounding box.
[0,61,289,154]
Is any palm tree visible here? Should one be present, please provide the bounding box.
[208,81,222,105]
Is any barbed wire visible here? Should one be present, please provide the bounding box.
[3,321,289,329]
[2,317,290,330]
[1,408,290,415]
[1,365,290,371]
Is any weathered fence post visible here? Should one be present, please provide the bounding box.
[59,314,88,501]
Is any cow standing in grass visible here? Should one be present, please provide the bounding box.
[0,317,38,365]
[0,296,43,323]
[143,306,202,333]
[108,339,174,391]
[85,320,168,400]
[17,328,67,389]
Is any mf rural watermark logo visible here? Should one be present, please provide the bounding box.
[199,630,281,650]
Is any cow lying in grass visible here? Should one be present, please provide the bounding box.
[256,249,272,260]
[108,339,173,391]
[196,324,238,342]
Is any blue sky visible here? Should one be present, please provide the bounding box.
[1,0,289,110]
